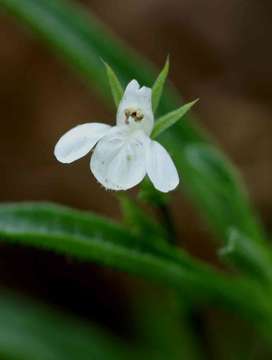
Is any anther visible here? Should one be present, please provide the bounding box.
[135,110,144,121]
[124,109,131,124]
[124,108,144,124]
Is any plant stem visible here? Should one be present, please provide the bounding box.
[157,203,178,245]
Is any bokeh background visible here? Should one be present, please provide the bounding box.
[0,0,272,358]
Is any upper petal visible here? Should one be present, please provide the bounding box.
[116,80,154,135]
[54,123,111,164]
[146,140,179,193]
[90,126,148,190]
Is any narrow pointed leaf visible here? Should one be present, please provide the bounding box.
[0,202,271,330]
[152,57,169,112]
[152,100,198,139]
[103,61,123,107]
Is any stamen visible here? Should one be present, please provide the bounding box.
[124,109,131,124]
[135,110,144,122]
[124,108,144,123]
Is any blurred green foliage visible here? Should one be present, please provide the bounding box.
[1,0,272,359]
[0,291,135,360]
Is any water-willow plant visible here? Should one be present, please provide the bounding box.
[1,0,269,277]
[2,0,272,355]
[0,65,272,340]
[54,61,195,193]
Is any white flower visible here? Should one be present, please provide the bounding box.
[54,80,179,192]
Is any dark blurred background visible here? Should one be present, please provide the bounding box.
[0,0,272,357]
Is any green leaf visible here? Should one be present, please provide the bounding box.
[180,144,254,237]
[103,61,123,107]
[0,202,271,332]
[151,99,198,139]
[0,291,134,360]
[152,57,169,113]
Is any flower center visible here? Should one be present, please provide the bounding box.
[124,108,144,124]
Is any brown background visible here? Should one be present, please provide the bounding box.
[0,0,272,356]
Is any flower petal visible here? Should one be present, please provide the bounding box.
[90,126,148,190]
[54,123,111,164]
[146,140,179,193]
[116,80,154,135]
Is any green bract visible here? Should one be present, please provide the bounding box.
[104,59,197,139]
[152,57,170,113]
[103,61,124,107]
[151,99,199,139]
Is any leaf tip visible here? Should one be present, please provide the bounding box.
[165,54,170,70]
[189,98,199,107]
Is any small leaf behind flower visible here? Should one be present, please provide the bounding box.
[151,99,198,139]
[103,61,123,107]
[152,57,170,113]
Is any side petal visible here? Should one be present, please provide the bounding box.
[146,140,179,193]
[90,127,148,190]
[54,123,111,164]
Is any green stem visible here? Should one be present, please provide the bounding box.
[157,203,178,245]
